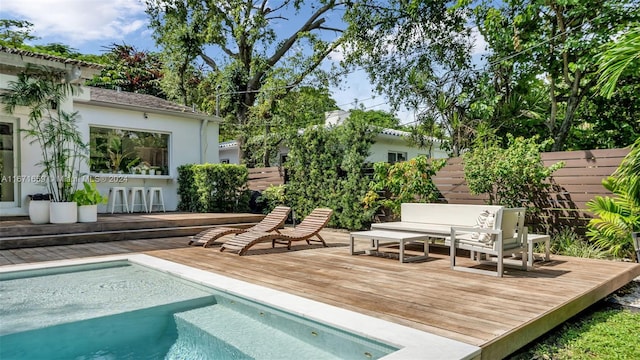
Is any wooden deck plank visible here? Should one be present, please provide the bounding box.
[1,227,639,359]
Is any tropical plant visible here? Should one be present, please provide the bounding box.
[72,181,108,206]
[597,24,640,99]
[587,138,640,259]
[0,66,87,202]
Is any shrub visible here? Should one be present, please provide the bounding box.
[463,134,564,209]
[285,117,376,230]
[257,185,286,214]
[363,156,446,219]
[177,163,250,212]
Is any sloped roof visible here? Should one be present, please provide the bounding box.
[79,87,219,121]
[0,46,103,69]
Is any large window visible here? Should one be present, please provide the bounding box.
[90,127,170,175]
[387,151,407,164]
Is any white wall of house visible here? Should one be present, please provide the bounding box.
[0,72,220,215]
[368,134,448,163]
[219,141,240,164]
[74,101,219,213]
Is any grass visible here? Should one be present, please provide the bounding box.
[508,302,640,360]
[513,229,640,359]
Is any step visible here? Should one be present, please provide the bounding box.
[0,213,264,238]
[0,224,255,250]
[169,305,339,360]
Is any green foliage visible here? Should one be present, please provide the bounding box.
[342,0,471,112]
[363,156,446,219]
[550,228,608,259]
[587,138,640,260]
[177,164,250,213]
[85,44,165,98]
[597,24,640,99]
[463,134,564,208]
[285,117,377,230]
[72,181,108,206]
[257,185,286,215]
[509,308,640,360]
[472,0,640,151]
[0,66,87,202]
[567,77,640,150]
[348,109,402,130]
[0,19,37,47]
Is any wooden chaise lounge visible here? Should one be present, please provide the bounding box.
[220,208,333,255]
[188,206,291,247]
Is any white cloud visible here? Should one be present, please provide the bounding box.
[0,0,148,46]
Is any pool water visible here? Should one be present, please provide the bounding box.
[0,261,396,359]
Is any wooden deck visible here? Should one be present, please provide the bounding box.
[1,228,639,359]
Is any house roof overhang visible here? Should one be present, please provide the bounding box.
[74,87,222,123]
[0,46,102,81]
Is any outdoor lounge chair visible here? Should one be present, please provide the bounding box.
[220,208,333,255]
[188,206,291,247]
[449,207,527,277]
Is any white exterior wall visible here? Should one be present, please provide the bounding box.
[0,75,219,215]
[367,136,448,163]
[75,101,218,213]
[219,144,240,164]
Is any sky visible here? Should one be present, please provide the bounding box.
[0,0,486,124]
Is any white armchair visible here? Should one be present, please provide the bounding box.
[449,207,527,277]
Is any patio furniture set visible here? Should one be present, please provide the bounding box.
[188,203,549,277]
[350,203,550,277]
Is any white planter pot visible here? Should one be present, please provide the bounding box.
[50,202,78,224]
[77,204,98,223]
[29,200,51,224]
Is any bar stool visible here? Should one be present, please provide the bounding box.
[108,187,129,214]
[128,187,148,213]
[147,187,165,212]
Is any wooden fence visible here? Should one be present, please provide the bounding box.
[431,148,630,234]
[247,147,629,233]
[247,166,285,191]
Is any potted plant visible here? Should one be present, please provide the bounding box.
[27,193,52,224]
[1,66,87,224]
[72,181,108,222]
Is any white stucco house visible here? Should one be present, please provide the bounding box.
[0,47,221,216]
[219,110,448,165]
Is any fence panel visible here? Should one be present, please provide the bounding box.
[431,148,630,234]
[247,167,285,191]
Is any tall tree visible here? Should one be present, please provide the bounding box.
[145,0,349,160]
[341,0,472,111]
[474,0,640,150]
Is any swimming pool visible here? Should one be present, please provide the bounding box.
[0,255,481,359]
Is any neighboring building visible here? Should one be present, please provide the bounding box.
[219,110,448,165]
[0,47,221,215]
